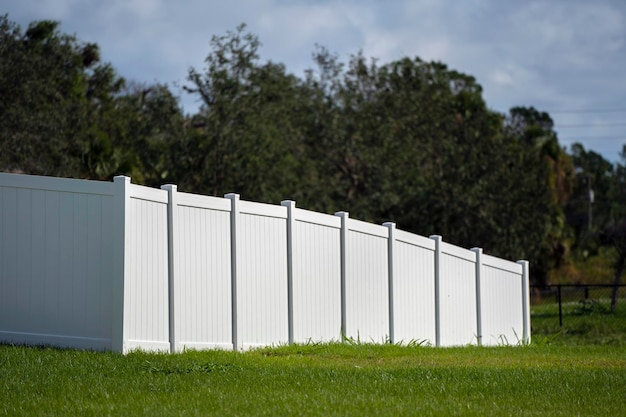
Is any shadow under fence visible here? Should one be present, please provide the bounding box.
[530,284,626,345]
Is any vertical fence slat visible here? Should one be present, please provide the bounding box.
[338,215,390,343]
[289,207,341,343]
[123,185,169,352]
[234,201,288,349]
[390,232,436,345]
[435,239,478,346]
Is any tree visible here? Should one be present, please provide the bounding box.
[98,83,186,185]
[301,52,561,274]
[566,143,614,250]
[504,107,575,283]
[1,17,581,287]
[0,15,125,178]
[183,24,310,203]
[604,146,626,310]
[0,15,188,184]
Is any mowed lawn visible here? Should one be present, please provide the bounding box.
[1,342,625,416]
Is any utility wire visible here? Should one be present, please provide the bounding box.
[557,122,626,128]
[560,136,625,141]
[548,109,626,114]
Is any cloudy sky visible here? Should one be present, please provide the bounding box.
[5,0,626,162]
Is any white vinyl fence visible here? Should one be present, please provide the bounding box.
[0,172,530,353]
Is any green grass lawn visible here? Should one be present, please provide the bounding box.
[1,342,625,416]
[531,294,626,345]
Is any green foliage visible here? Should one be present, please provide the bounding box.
[180,24,309,202]
[559,144,626,291]
[103,83,187,185]
[0,15,124,177]
[610,147,626,223]
[503,107,577,283]
[3,15,626,284]
[548,246,617,284]
[291,55,564,270]
[567,144,614,239]
[0,15,185,184]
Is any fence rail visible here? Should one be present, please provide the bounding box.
[1,172,530,353]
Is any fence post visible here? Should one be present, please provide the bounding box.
[161,184,177,353]
[281,200,296,345]
[430,235,442,347]
[517,260,531,344]
[383,222,396,344]
[335,211,349,341]
[471,247,483,346]
[112,176,131,353]
[225,193,240,351]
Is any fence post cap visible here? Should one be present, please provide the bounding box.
[113,175,130,183]
[160,184,177,191]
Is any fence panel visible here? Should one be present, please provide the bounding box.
[290,206,342,343]
[344,217,389,343]
[235,199,289,349]
[480,254,524,345]
[391,229,437,345]
[438,241,477,346]
[123,185,170,352]
[1,172,531,353]
[0,173,116,350]
[167,189,233,351]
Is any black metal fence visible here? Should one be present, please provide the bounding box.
[530,284,626,345]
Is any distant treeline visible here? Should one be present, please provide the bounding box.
[1,16,625,284]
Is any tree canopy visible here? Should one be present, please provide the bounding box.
[2,16,625,285]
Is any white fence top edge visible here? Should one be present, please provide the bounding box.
[347,217,389,239]
[175,191,232,212]
[239,200,288,219]
[129,184,169,204]
[294,207,342,229]
[394,229,436,250]
[482,253,523,275]
[0,172,114,196]
[440,241,476,262]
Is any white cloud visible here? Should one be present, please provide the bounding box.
[491,70,515,88]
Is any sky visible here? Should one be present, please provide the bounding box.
[5,0,626,163]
